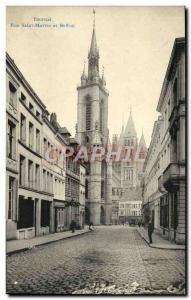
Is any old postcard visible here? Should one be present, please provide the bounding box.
[6,6,186,295]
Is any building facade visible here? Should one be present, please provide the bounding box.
[142,37,185,244]
[6,56,19,240]
[6,53,85,240]
[75,20,112,225]
[118,199,142,225]
[142,117,163,230]
[42,112,68,234]
[111,112,147,224]
[65,137,86,229]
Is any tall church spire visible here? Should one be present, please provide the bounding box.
[139,130,147,149]
[88,9,99,81]
[124,110,137,137]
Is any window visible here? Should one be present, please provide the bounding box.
[9,81,17,108]
[7,120,16,159]
[29,122,34,149]
[35,164,40,190]
[43,138,47,158]
[165,110,167,130]
[50,174,53,193]
[56,149,59,165]
[100,99,103,132]
[28,160,33,188]
[171,192,178,229]
[36,110,40,120]
[41,200,50,227]
[86,97,91,130]
[17,197,34,229]
[47,172,50,192]
[36,129,40,154]
[8,177,15,220]
[160,195,169,228]
[19,155,26,186]
[21,92,26,105]
[101,180,104,198]
[20,113,26,143]
[43,170,46,191]
[55,178,58,194]
[168,99,171,118]
[29,102,34,113]
[173,78,178,107]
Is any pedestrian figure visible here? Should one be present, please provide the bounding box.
[70,220,76,233]
[148,221,154,244]
[138,221,141,228]
[89,222,94,231]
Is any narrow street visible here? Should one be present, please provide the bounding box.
[7,227,185,294]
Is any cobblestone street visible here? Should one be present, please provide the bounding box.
[6,227,185,295]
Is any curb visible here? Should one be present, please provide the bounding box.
[136,229,185,250]
[7,230,90,256]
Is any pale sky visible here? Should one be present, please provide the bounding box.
[6,6,185,146]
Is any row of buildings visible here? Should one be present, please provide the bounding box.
[6,53,86,240]
[6,17,149,236]
[142,37,186,244]
[6,9,185,244]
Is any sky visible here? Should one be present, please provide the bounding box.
[6,6,185,146]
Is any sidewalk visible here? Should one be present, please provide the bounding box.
[6,227,90,255]
[137,227,185,250]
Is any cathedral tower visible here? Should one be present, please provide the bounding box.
[76,10,112,225]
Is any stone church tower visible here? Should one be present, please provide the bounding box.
[112,110,148,191]
[76,12,112,225]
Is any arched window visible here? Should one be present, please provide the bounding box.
[86,96,91,130]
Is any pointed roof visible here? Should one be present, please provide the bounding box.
[118,125,124,144]
[139,131,147,149]
[89,28,98,56]
[124,111,137,137]
[89,9,98,57]
[81,61,87,80]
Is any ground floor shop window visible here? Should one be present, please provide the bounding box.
[160,194,169,228]
[41,200,50,227]
[17,197,34,229]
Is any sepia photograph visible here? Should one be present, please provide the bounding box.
[5,6,186,295]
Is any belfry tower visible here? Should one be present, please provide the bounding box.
[76,10,112,225]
